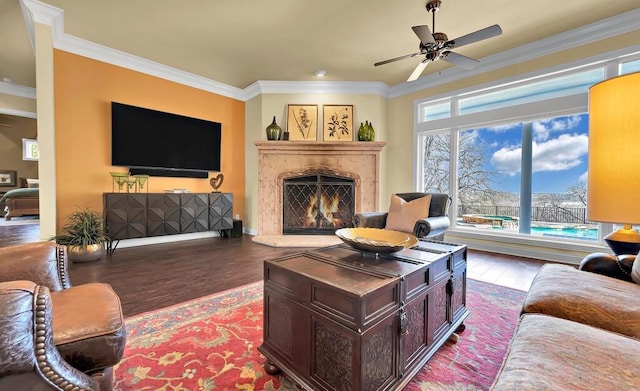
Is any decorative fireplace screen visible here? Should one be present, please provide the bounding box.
[283,174,355,235]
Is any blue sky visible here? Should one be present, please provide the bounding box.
[468,113,589,193]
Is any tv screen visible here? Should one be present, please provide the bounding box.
[111,102,221,176]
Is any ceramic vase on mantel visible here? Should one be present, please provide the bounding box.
[358,121,375,141]
[266,116,283,140]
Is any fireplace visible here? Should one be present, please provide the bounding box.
[283,174,355,235]
[255,141,385,236]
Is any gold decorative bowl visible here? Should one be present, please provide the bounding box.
[335,228,418,254]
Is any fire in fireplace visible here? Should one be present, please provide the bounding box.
[283,174,355,235]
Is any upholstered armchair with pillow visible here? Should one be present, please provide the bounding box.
[353,192,451,241]
[0,242,126,391]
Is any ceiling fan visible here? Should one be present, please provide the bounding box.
[375,0,502,82]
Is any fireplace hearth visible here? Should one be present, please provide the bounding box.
[283,174,355,235]
[254,141,385,236]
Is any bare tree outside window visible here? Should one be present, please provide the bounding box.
[422,133,450,193]
[422,132,497,203]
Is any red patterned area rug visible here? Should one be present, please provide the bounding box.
[114,279,525,391]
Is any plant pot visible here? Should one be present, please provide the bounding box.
[67,243,106,262]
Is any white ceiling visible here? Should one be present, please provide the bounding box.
[1,0,639,90]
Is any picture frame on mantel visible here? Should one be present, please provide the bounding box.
[287,104,318,141]
[322,104,354,142]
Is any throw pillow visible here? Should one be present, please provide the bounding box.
[632,251,640,284]
[385,194,431,233]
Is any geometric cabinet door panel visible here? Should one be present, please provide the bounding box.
[209,192,233,230]
[104,193,147,240]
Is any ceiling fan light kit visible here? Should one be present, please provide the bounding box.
[375,0,502,82]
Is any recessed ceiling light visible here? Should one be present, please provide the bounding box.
[314,70,327,77]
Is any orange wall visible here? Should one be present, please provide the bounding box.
[53,50,245,229]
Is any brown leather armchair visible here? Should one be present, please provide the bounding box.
[352,192,451,241]
[0,242,126,391]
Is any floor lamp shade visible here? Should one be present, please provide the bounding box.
[588,72,640,254]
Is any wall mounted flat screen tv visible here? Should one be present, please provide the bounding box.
[111,102,221,178]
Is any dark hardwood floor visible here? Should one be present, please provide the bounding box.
[70,236,310,317]
[0,223,547,318]
[0,221,41,246]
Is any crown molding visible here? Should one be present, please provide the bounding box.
[54,33,247,100]
[0,107,37,119]
[0,80,36,99]
[19,0,392,101]
[16,1,640,102]
[389,8,640,98]
[20,0,64,52]
[20,0,62,26]
[243,81,390,100]
[20,0,247,101]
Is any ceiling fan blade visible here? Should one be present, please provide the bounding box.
[374,52,422,67]
[407,59,430,82]
[446,24,502,49]
[440,51,479,70]
[411,25,435,45]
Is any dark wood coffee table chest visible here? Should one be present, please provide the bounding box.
[259,240,469,391]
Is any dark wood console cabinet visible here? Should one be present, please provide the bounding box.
[259,240,469,391]
[104,192,233,240]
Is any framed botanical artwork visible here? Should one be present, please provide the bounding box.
[0,170,17,187]
[323,105,354,141]
[287,104,318,141]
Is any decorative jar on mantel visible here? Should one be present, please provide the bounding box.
[266,116,283,140]
[358,121,375,141]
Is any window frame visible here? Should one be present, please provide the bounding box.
[412,56,640,256]
[22,138,39,161]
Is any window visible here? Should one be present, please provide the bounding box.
[457,69,603,115]
[449,114,593,241]
[620,59,640,74]
[22,138,39,161]
[418,100,451,122]
[414,60,639,246]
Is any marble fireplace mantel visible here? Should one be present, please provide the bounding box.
[255,141,386,235]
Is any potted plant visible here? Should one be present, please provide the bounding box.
[51,207,109,262]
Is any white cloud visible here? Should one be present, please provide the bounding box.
[491,146,522,176]
[490,133,588,175]
[533,115,582,141]
[578,171,588,183]
[486,124,520,133]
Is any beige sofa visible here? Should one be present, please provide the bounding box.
[491,264,640,390]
